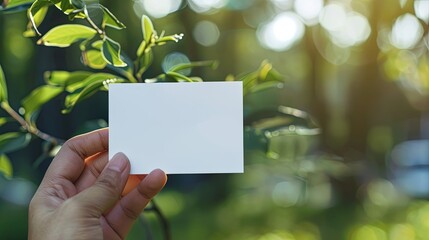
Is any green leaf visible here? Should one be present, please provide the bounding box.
[0,132,31,154]
[101,37,127,67]
[166,71,194,82]
[71,0,84,9]
[247,81,283,94]
[142,15,154,44]
[257,61,283,82]
[0,154,13,179]
[1,0,34,9]
[100,5,126,29]
[66,73,121,92]
[44,71,92,87]
[0,65,8,102]
[81,40,106,69]
[48,0,85,18]
[21,85,63,122]
[0,117,12,127]
[168,60,218,73]
[136,40,146,57]
[27,0,51,36]
[136,48,153,78]
[63,77,124,113]
[83,49,107,69]
[37,24,97,47]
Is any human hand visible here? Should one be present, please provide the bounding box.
[28,129,167,240]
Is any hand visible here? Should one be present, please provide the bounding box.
[28,129,167,240]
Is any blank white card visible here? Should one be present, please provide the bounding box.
[109,82,243,174]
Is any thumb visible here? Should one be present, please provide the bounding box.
[72,152,130,217]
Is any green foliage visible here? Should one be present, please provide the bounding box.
[0,154,13,179]
[100,5,125,30]
[228,60,283,96]
[0,0,34,13]
[26,0,50,36]
[101,37,127,67]
[0,132,31,154]
[62,76,124,113]
[37,24,97,47]
[0,65,8,103]
[21,85,63,123]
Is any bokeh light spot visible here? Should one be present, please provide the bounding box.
[389,224,416,240]
[390,13,424,49]
[350,225,387,240]
[270,0,294,10]
[193,20,220,46]
[188,0,227,13]
[328,12,371,48]
[367,179,398,206]
[257,12,305,51]
[0,178,36,206]
[162,52,191,75]
[294,0,323,26]
[271,180,302,207]
[137,0,182,18]
[414,0,429,24]
[319,3,347,32]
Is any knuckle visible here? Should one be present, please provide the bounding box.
[120,201,141,220]
[137,184,156,200]
[96,171,120,195]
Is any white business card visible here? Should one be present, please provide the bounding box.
[109,82,243,174]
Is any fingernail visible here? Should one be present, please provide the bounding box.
[109,152,128,172]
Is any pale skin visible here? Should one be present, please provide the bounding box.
[28,128,167,240]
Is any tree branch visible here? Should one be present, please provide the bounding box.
[1,102,64,144]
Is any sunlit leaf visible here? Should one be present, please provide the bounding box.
[37,24,97,47]
[247,81,284,94]
[166,71,194,82]
[81,40,106,69]
[137,48,153,78]
[0,65,8,103]
[0,132,31,154]
[168,60,218,73]
[45,0,85,18]
[100,4,125,29]
[0,0,34,10]
[0,154,12,179]
[21,85,63,122]
[44,70,92,87]
[101,37,127,67]
[136,40,146,57]
[27,0,50,36]
[83,49,107,69]
[189,77,203,82]
[62,77,124,113]
[257,61,283,82]
[142,15,154,44]
[66,73,121,92]
[0,117,12,127]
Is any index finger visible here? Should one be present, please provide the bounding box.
[44,128,109,183]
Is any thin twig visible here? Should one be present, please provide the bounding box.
[83,7,104,35]
[150,200,171,240]
[1,102,64,144]
[139,215,154,240]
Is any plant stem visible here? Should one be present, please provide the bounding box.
[1,102,64,145]
[84,7,104,35]
[150,200,171,240]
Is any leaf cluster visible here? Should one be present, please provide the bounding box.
[0,0,285,180]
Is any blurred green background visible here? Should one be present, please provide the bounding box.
[1,0,429,239]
